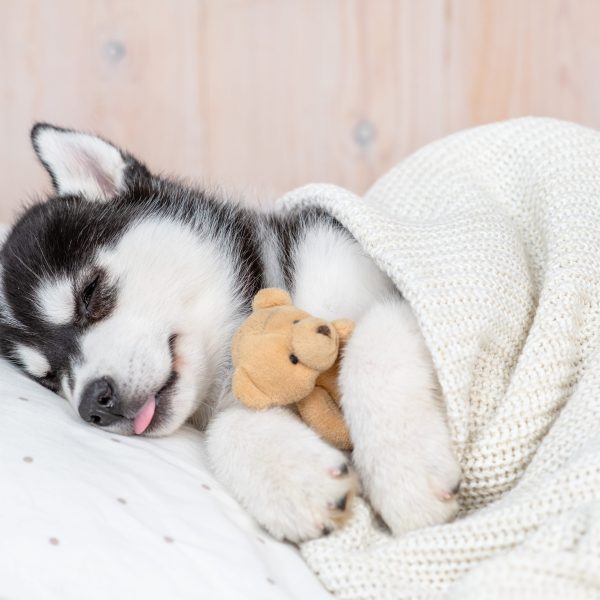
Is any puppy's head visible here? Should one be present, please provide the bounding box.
[0,124,239,436]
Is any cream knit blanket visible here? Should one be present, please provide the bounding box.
[281,118,600,599]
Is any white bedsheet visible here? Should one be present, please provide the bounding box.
[0,359,332,600]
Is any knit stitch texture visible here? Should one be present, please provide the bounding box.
[280,118,600,599]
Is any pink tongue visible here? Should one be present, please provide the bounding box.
[133,396,156,435]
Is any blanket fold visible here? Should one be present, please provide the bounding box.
[281,118,600,599]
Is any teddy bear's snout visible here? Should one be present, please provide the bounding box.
[290,318,339,372]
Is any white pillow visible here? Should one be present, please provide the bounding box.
[0,359,332,600]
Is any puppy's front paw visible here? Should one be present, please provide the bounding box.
[367,439,461,535]
[207,406,361,544]
[255,447,359,543]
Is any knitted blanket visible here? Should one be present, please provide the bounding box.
[280,118,600,599]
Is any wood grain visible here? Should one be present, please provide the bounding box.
[1,0,599,221]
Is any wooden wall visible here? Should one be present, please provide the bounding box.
[1,0,600,222]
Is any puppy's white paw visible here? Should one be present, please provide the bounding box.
[253,444,359,543]
[339,297,462,535]
[206,406,358,544]
[367,441,462,535]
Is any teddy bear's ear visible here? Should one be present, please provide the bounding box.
[252,288,293,311]
[232,367,275,409]
[332,319,354,342]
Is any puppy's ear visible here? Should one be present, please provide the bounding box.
[252,288,293,311]
[31,123,151,201]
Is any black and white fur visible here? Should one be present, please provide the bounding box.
[0,124,461,542]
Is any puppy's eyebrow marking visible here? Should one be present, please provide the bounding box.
[13,343,50,378]
[36,277,74,325]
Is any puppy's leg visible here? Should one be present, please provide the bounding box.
[340,295,462,534]
[290,223,460,532]
[205,403,358,543]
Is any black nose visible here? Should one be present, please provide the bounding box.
[78,377,121,427]
[316,325,331,337]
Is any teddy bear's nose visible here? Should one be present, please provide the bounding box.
[316,325,331,337]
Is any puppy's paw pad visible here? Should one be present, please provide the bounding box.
[326,489,356,523]
[331,493,348,511]
[437,481,461,502]
[329,462,350,478]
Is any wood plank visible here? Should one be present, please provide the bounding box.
[1,0,600,222]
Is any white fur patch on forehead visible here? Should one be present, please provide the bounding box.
[13,344,50,378]
[33,127,126,200]
[36,277,74,325]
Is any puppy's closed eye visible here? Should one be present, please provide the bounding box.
[76,269,116,325]
[81,275,99,310]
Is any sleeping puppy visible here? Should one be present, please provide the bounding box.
[0,124,461,542]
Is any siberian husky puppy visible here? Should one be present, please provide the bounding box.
[0,124,460,542]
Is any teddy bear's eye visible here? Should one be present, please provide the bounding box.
[289,354,299,365]
[293,320,299,324]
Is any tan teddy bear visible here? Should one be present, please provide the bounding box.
[231,288,354,450]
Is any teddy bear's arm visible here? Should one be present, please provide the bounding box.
[296,387,352,451]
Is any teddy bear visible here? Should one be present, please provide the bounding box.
[231,287,354,450]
